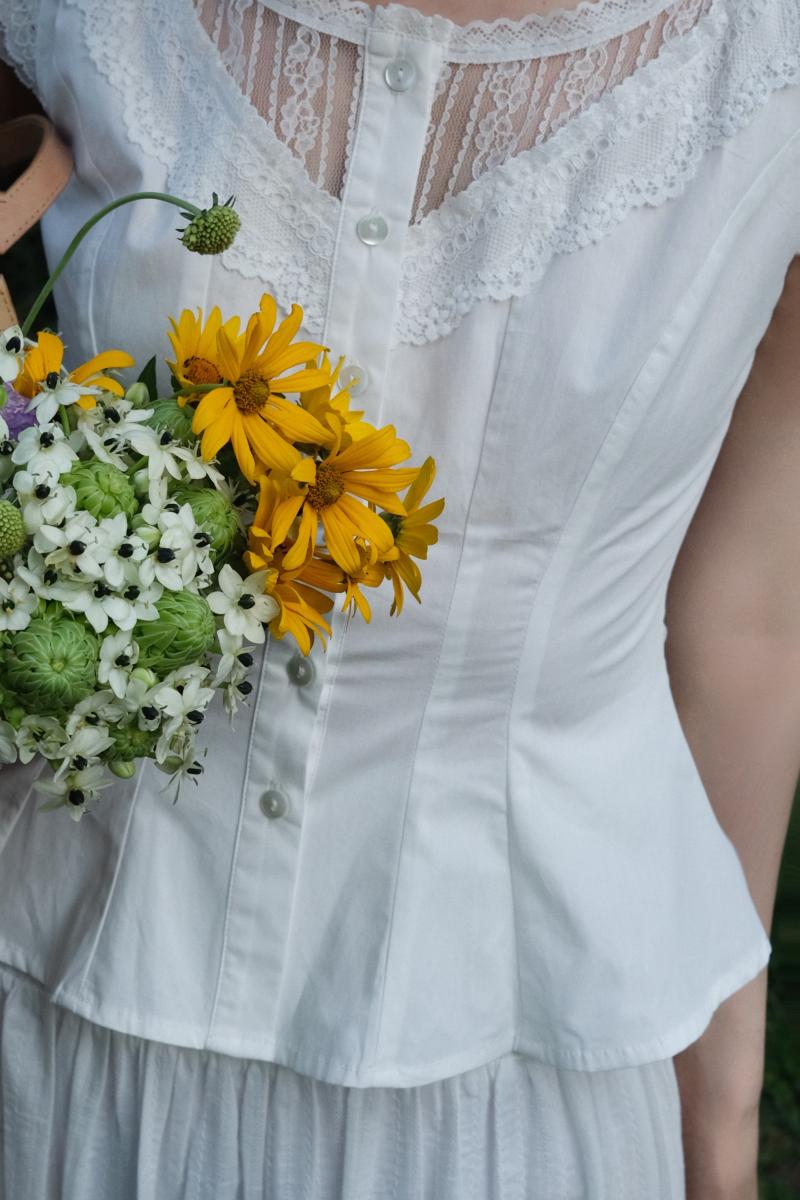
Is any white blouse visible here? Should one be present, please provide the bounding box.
[0,0,797,1088]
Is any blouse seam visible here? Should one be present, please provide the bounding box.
[368,297,518,1068]
[204,638,273,1045]
[72,767,144,999]
[503,125,800,859]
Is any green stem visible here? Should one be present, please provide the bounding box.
[58,405,71,438]
[175,383,224,397]
[21,192,202,337]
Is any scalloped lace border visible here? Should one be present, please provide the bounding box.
[262,0,677,60]
[61,0,800,347]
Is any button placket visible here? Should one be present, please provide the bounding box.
[323,29,445,419]
[205,23,446,1051]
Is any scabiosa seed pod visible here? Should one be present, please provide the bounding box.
[61,460,138,521]
[170,483,240,565]
[133,590,216,676]
[0,500,25,559]
[178,194,240,255]
[2,617,100,715]
[146,398,195,443]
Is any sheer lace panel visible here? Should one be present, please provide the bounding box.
[193,0,709,223]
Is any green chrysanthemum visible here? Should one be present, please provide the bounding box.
[170,483,240,565]
[2,617,100,715]
[146,398,196,442]
[109,724,158,762]
[0,500,25,559]
[134,590,217,676]
[179,194,240,255]
[62,460,138,520]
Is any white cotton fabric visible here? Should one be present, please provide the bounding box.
[0,0,798,1093]
[0,962,686,1199]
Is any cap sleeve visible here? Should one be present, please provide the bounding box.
[0,0,41,95]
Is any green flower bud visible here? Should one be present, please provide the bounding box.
[154,755,183,774]
[146,398,195,443]
[124,382,150,407]
[2,617,100,715]
[129,521,159,547]
[0,500,25,559]
[179,194,240,255]
[108,760,137,779]
[132,468,150,497]
[109,724,158,762]
[130,666,158,687]
[170,483,240,565]
[134,590,216,676]
[61,460,138,521]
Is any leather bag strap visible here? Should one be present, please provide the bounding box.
[0,114,73,327]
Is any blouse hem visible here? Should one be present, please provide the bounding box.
[0,932,771,1088]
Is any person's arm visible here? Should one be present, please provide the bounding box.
[664,253,800,1200]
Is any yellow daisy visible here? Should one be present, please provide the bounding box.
[190,296,332,482]
[299,351,376,446]
[166,305,241,401]
[268,424,421,576]
[15,331,134,423]
[379,456,445,615]
[244,502,340,655]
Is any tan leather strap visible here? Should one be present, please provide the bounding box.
[0,277,16,328]
[0,115,73,328]
[0,114,73,253]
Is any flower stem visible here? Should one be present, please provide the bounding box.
[58,405,71,438]
[21,193,202,337]
[175,384,225,398]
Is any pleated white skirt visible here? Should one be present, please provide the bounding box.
[0,962,686,1199]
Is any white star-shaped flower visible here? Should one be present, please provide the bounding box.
[15,715,67,764]
[97,630,140,699]
[0,325,25,383]
[206,565,278,644]
[0,576,38,631]
[34,763,113,822]
[53,724,116,780]
[13,472,77,535]
[11,423,78,481]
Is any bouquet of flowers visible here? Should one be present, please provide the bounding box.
[0,191,444,820]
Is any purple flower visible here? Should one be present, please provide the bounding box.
[1,382,36,438]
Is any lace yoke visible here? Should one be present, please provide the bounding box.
[194,0,710,225]
[8,0,800,342]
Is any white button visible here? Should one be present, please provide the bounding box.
[286,653,315,687]
[384,58,417,93]
[259,788,289,820]
[338,361,370,397]
[356,213,389,245]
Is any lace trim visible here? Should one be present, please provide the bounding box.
[0,0,40,93]
[263,0,679,62]
[64,0,799,346]
[394,0,800,344]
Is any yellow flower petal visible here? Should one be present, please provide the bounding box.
[243,414,301,475]
[260,303,304,371]
[200,403,236,460]
[70,349,135,383]
[192,387,234,434]
[231,415,256,481]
